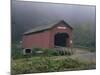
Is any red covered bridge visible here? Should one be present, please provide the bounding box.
[22,20,73,53]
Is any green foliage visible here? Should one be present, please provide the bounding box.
[11,44,23,59]
[32,47,72,56]
[32,48,59,56]
[11,57,95,74]
[12,45,72,60]
[73,24,96,49]
[41,48,59,56]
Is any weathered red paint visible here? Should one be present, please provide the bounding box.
[22,21,73,49]
[50,22,73,48]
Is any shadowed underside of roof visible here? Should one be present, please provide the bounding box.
[24,20,73,35]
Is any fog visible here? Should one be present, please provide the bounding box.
[11,1,96,41]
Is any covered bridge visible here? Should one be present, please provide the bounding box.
[22,20,73,53]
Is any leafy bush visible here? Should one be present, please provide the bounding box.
[42,48,59,56]
[11,57,95,74]
[32,48,59,56]
[12,44,72,60]
[32,47,72,56]
[11,44,24,59]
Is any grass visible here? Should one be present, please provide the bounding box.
[11,56,96,75]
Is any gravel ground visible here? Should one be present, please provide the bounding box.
[70,48,96,63]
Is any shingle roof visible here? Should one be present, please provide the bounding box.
[24,20,73,35]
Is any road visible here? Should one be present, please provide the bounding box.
[70,48,96,63]
[54,48,96,63]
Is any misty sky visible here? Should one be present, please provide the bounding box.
[11,0,96,41]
